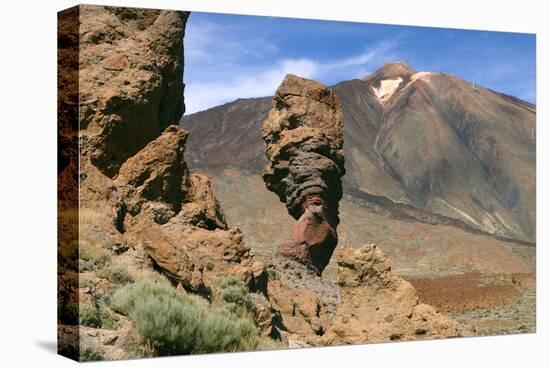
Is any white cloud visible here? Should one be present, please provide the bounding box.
[183,16,401,114]
[184,40,398,114]
[185,58,319,114]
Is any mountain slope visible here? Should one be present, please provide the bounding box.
[182,62,535,246]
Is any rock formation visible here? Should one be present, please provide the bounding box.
[60,7,473,360]
[322,245,466,344]
[74,5,267,293]
[59,6,271,360]
[266,258,340,344]
[78,5,188,178]
[261,75,345,274]
[265,243,466,347]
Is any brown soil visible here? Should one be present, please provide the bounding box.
[406,272,534,313]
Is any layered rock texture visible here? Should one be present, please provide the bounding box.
[256,74,463,345]
[262,75,345,274]
[58,7,514,360]
[265,244,465,347]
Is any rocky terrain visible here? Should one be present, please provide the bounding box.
[181,64,536,336]
[182,62,536,245]
[58,6,475,361]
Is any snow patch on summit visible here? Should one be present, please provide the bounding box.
[371,77,403,103]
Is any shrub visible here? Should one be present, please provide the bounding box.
[79,303,102,328]
[79,303,119,330]
[138,270,173,286]
[79,242,111,271]
[58,240,79,271]
[111,280,260,356]
[58,339,79,360]
[214,276,254,315]
[79,344,105,362]
[98,264,133,285]
[266,268,279,281]
[204,259,215,271]
[79,276,94,289]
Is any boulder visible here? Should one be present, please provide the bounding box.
[114,125,190,225]
[131,222,267,294]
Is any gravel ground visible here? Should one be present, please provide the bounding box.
[450,284,536,336]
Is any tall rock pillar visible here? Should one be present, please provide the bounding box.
[261,74,345,274]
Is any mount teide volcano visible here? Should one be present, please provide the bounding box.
[181,62,535,276]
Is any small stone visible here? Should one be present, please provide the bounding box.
[103,334,118,345]
[102,54,130,71]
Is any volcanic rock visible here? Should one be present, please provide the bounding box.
[182,62,536,255]
[114,125,190,224]
[128,222,266,294]
[266,258,339,342]
[261,75,345,273]
[321,244,465,344]
[78,5,189,177]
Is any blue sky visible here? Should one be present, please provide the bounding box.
[184,12,536,114]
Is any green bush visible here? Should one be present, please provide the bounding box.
[98,264,133,285]
[79,276,94,289]
[204,259,215,271]
[79,303,119,330]
[111,280,260,356]
[215,276,254,315]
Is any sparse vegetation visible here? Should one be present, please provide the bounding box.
[58,301,79,325]
[204,259,215,271]
[214,276,254,315]
[79,303,119,330]
[79,242,111,271]
[137,269,173,286]
[111,280,260,356]
[79,275,94,289]
[266,267,279,281]
[98,264,134,284]
[79,344,105,362]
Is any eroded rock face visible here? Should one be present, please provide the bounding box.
[78,5,189,177]
[127,223,266,294]
[321,245,466,344]
[73,4,270,342]
[114,126,190,224]
[266,258,339,344]
[262,75,345,273]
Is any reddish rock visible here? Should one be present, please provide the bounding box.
[262,75,345,274]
